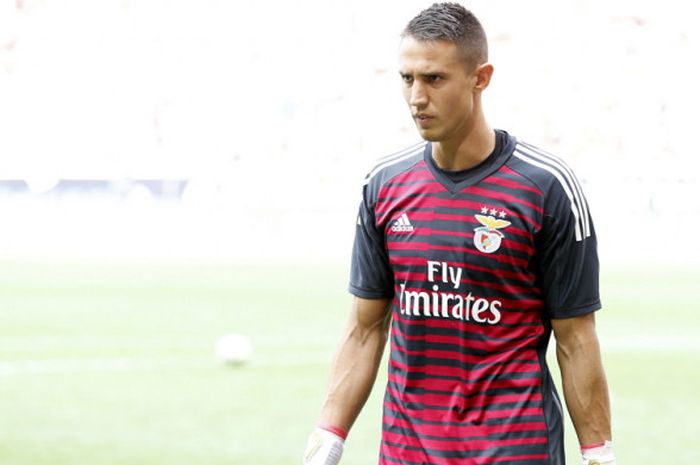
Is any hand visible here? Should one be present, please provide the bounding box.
[303,428,344,465]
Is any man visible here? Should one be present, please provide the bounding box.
[304,3,614,465]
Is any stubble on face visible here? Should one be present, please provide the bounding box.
[398,37,478,144]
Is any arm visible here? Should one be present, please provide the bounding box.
[552,312,612,447]
[318,296,392,432]
[303,296,391,465]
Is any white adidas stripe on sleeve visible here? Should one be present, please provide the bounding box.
[517,142,590,237]
[514,144,590,242]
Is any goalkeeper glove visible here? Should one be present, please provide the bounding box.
[581,440,616,465]
[303,426,346,465]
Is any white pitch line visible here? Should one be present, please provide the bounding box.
[0,357,207,377]
[0,336,207,351]
[0,350,334,377]
[601,335,700,354]
[1,338,697,378]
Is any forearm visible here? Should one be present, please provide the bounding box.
[556,320,612,445]
[318,299,391,432]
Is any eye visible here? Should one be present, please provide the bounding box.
[426,75,442,83]
[400,74,414,84]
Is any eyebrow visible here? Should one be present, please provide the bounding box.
[399,70,447,78]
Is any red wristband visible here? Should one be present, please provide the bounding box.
[581,441,606,451]
[318,424,348,440]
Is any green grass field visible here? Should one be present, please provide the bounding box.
[1,261,698,464]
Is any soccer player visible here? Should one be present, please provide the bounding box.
[304,3,614,465]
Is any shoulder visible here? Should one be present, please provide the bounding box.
[507,139,585,201]
[362,141,427,199]
[508,139,592,240]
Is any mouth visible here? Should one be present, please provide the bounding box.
[414,114,434,128]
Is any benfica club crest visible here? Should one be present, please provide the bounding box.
[474,213,511,254]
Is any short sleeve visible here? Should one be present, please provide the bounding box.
[536,183,601,319]
[348,188,394,299]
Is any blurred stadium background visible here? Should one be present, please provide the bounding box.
[1,0,698,265]
[1,0,698,464]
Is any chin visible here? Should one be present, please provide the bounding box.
[415,127,442,142]
[420,133,444,143]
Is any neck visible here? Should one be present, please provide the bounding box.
[431,116,495,171]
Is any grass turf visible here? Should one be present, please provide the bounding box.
[0,262,698,464]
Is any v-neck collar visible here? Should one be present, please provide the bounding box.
[424,130,516,194]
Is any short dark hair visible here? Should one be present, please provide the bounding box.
[402,2,488,70]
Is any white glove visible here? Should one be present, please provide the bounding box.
[303,427,344,465]
[581,440,616,465]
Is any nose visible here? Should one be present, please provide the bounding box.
[409,81,428,109]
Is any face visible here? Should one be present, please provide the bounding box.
[398,37,487,143]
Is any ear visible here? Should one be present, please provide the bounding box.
[474,63,494,91]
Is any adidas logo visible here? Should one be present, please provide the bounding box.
[391,213,414,233]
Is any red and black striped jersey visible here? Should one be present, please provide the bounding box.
[349,130,600,465]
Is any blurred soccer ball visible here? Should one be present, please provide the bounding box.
[215,334,253,365]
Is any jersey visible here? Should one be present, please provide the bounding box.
[349,130,600,465]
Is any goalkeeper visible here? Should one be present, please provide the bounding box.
[304,3,614,465]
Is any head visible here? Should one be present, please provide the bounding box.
[402,2,488,73]
[399,3,493,143]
